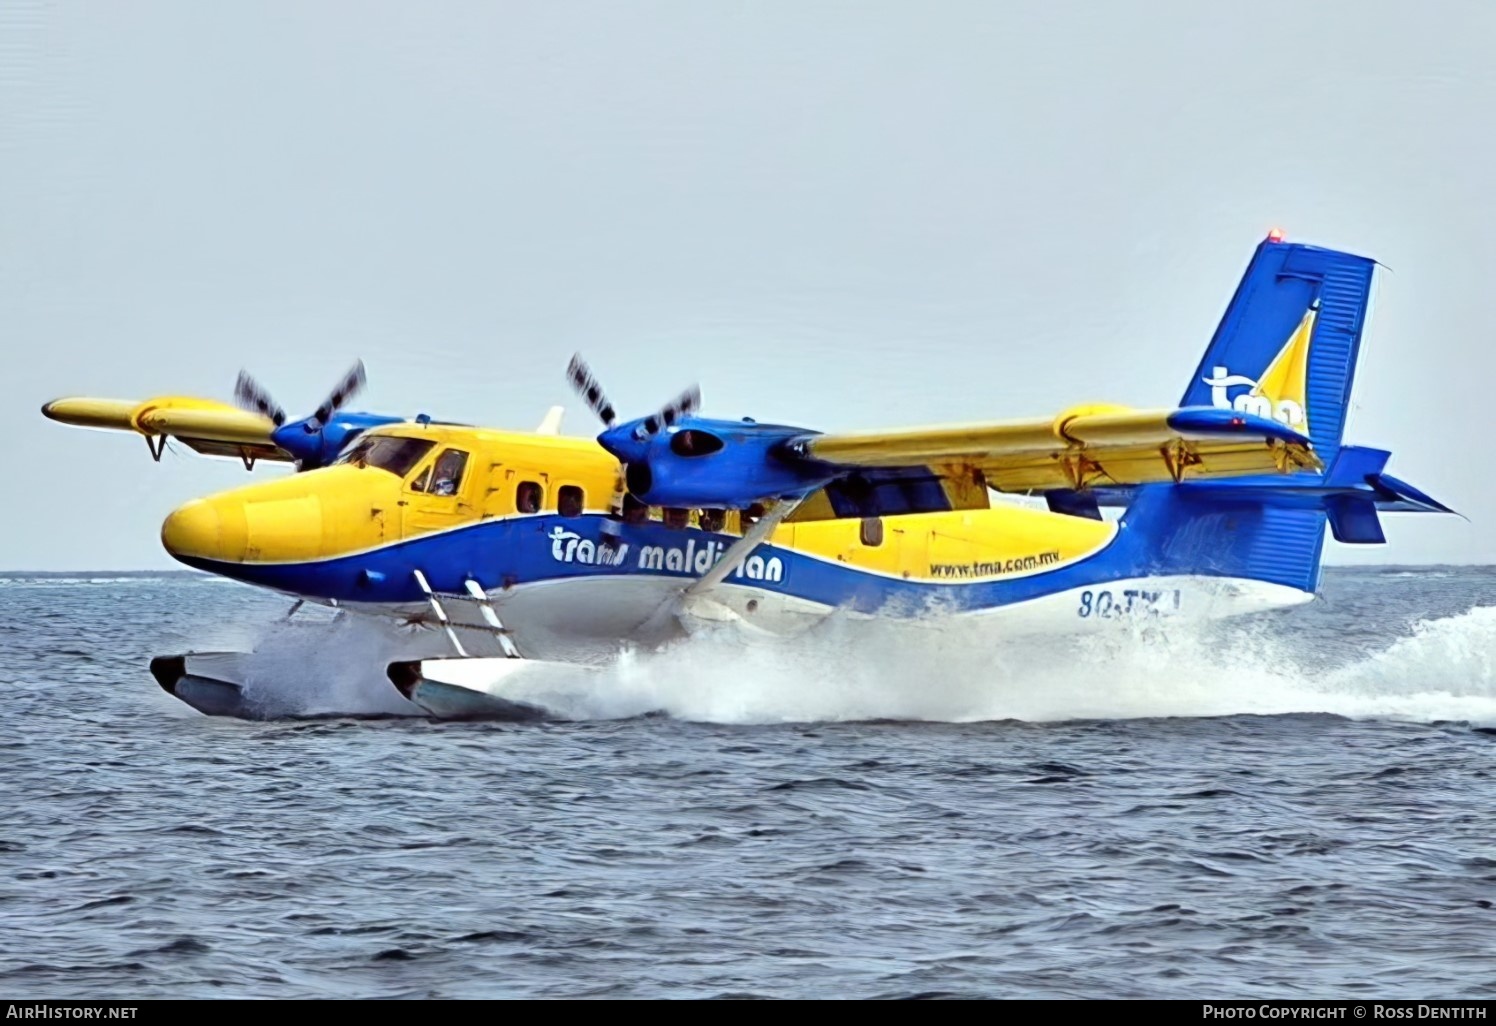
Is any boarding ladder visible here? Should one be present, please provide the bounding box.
[412,570,521,659]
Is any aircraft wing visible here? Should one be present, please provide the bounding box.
[795,404,1320,494]
[42,396,293,465]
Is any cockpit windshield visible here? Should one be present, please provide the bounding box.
[334,435,435,478]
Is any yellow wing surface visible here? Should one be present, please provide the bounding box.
[41,396,292,464]
[800,403,1320,493]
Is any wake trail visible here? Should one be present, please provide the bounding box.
[211,604,1496,727]
[501,606,1496,727]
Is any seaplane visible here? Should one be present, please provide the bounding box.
[43,233,1454,720]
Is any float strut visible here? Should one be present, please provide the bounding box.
[413,569,469,657]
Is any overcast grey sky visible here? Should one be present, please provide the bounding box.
[3,1,1493,569]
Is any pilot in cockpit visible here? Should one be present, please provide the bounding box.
[429,450,465,496]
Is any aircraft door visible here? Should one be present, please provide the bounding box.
[401,447,474,538]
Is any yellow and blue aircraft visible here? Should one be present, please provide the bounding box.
[43,233,1453,719]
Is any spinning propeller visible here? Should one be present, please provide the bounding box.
[564,353,828,511]
[233,360,367,432]
[230,360,374,469]
[566,354,700,439]
[565,354,617,428]
[567,353,708,501]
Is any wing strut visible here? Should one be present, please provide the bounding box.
[463,579,522,659]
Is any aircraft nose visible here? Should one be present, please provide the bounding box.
[161,500,233,563]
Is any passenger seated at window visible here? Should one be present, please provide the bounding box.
[516,481,543,514]
[664,507,689,529]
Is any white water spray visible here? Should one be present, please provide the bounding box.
[219,603,1496,727]
[486,606,1496,726]
[194,613,443,719]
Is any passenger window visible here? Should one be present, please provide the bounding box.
[429,449,469,497]
[860,517,884,547]
[698,509,725,533]
[558,485,584,517]
[409,464,433,494]
[621,494,648,524]
[516,481,543,514]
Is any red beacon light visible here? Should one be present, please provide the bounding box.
[1266,227,1287,243]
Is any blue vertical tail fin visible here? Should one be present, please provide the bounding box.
[1179,233,1376,467]
[1119,234,1454,594]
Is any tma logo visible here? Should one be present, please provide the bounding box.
[1201,302,1316,430]
[1201,367,1306,427]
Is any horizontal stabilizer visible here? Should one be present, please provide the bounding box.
[1366,472,1457,516]
[1314,445,1455,515]
[1320,444,1389,490]
[1127,446,1457,544]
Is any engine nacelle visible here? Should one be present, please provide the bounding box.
[270,412,404,469]
[597,417,834,509]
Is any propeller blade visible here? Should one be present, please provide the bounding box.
[566,354,617,427]
[233,370,288,427]
[638,384,702,437]
[308,360,367,430]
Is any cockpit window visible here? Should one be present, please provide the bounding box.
[334,436,435,478]
[428,449,469,497]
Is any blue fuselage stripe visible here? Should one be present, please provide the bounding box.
[177,494,1316,613]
